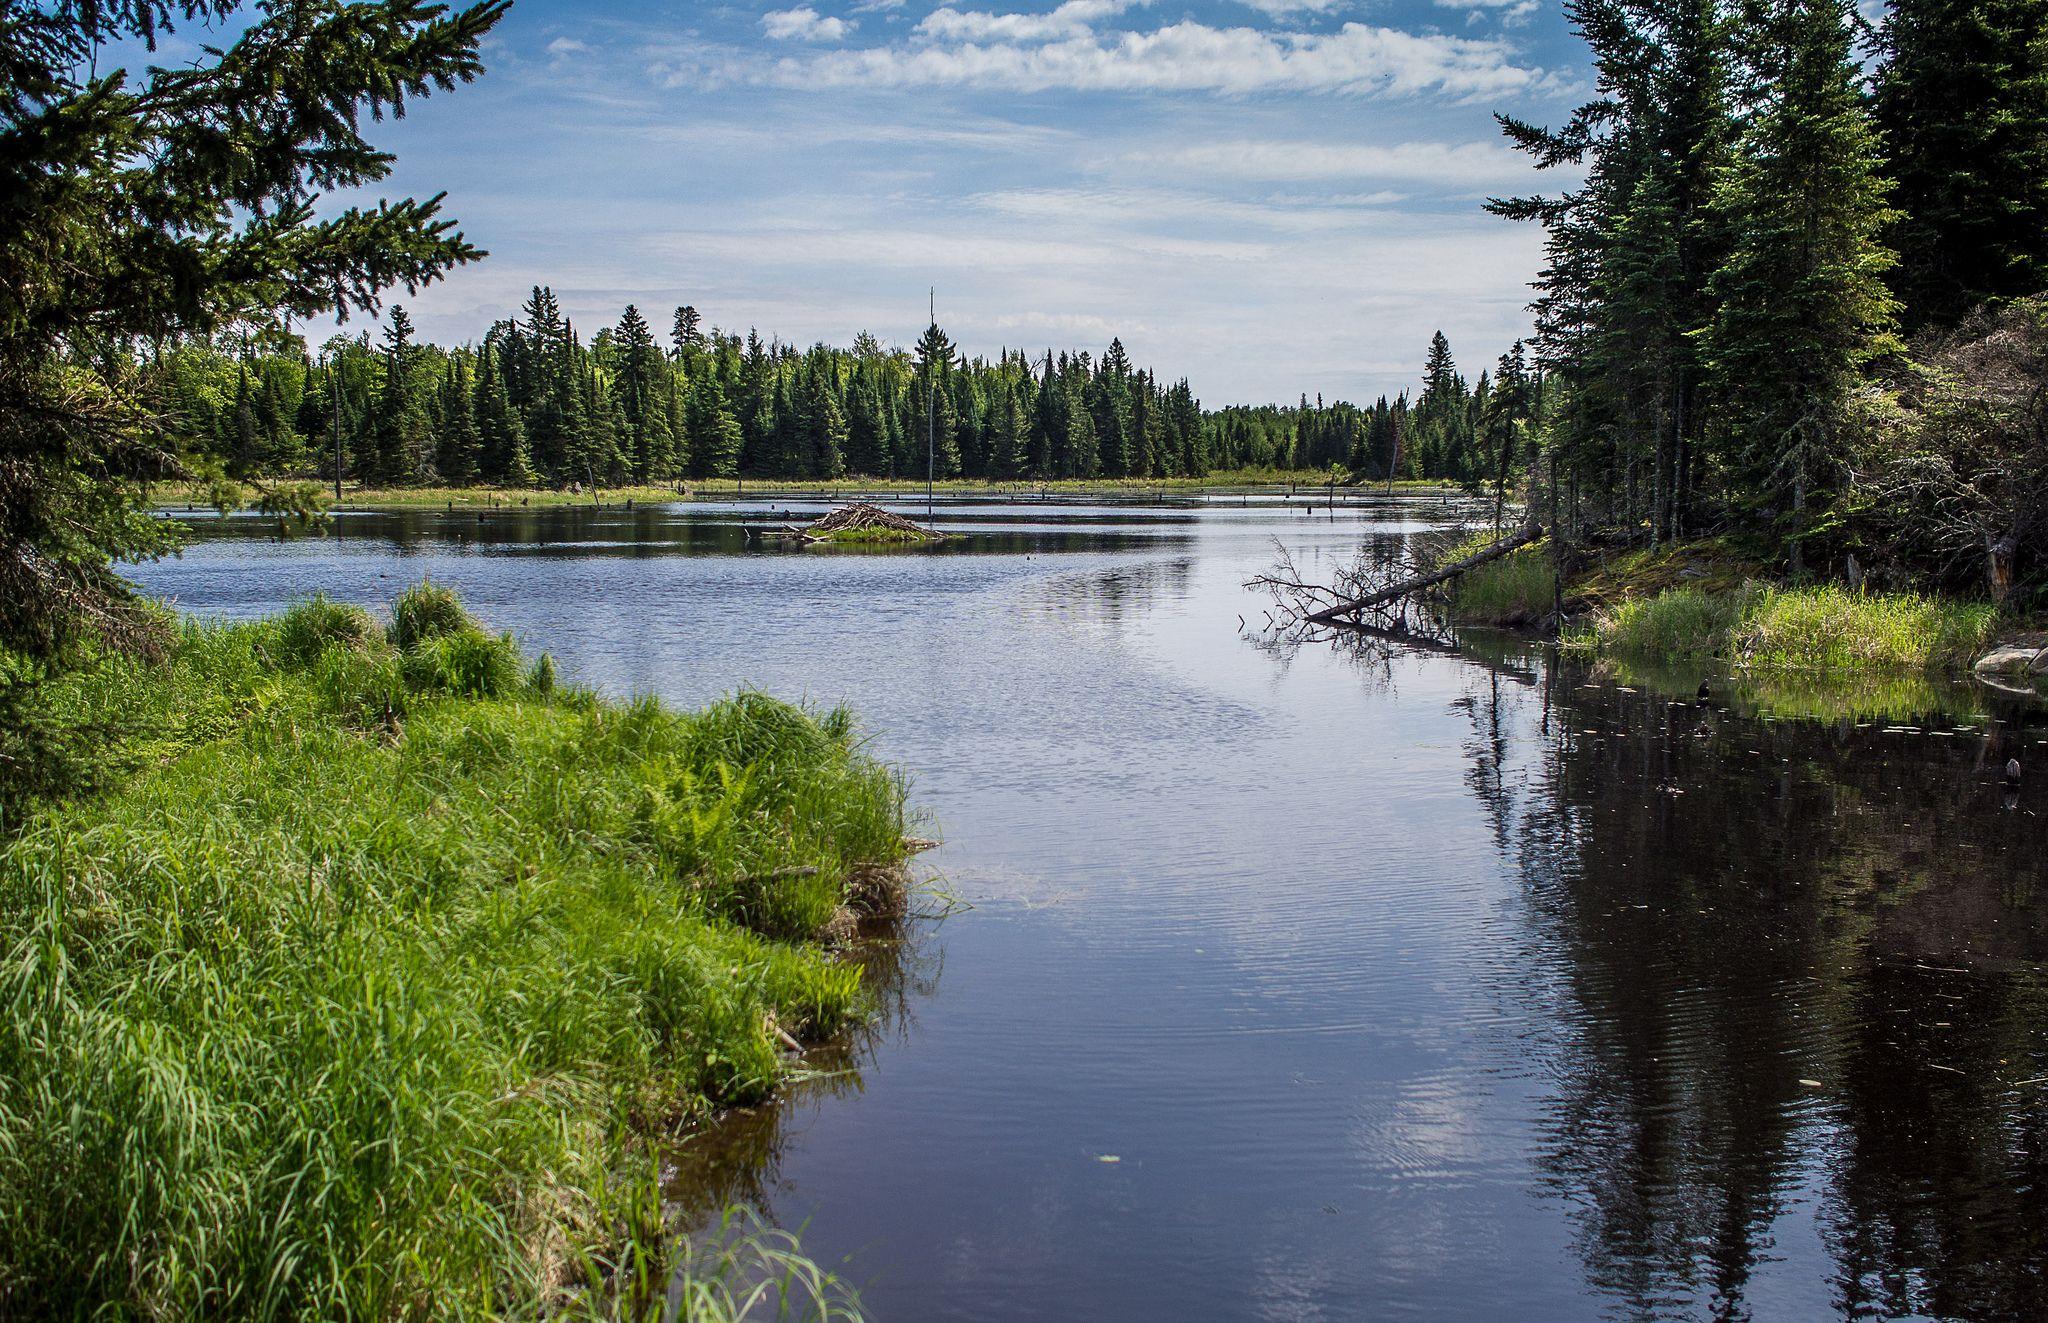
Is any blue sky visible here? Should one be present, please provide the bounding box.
[307,1,1591,403]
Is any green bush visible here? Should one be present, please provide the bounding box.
[401,627,521,698]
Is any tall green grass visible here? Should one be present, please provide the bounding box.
[1444,535,1555,626]
[1578,581,2000,673]
[0,589,909,1317]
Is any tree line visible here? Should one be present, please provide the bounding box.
[1210,331,1543,491]
[1488,0,2048,596]
[163,291,1218,487]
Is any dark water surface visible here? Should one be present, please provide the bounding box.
[134,497,2048,1322]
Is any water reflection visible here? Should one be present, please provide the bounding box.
[133,497,2048,1320]
[1445,644,2048,1320]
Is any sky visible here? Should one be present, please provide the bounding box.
[277,1,1593,404]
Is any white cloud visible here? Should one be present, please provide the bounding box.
[546,36,588,56]
[1237,0,1353,14]
[761,7,851,42]
[916,1,1147,43]
[968,184,1402,232]
[708,20,1551,99]
[1126,138,1540,187]
[1436,0,1539,21]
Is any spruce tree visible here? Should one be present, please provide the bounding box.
[1703,0,1900,570]
[436,357,482,484]
[686,369,742,479]
[1878,0,2048,330]
[0,0,504,661]
[372,307,426,487]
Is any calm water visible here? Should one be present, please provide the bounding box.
[134,496,2048,1322]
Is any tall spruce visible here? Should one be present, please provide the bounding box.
[1877,0,2048,330]
[0,0,505,662]
[1702,0,1900,571]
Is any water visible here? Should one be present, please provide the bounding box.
[134,496,2048,1321]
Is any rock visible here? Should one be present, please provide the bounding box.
[1974,645,2048,676]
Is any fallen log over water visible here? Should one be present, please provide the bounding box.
[1303,522,1543,624]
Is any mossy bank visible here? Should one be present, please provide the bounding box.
[0,586,903,1317]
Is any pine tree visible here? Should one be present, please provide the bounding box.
[686,369,742,479]
[436,357,482,483]
[474,347,533,486]
[227,368,261,478]
[913,322,961,479]
[0,0,505,663]
[671,305,704,358]
[1703,0,1900,571]
[372,306,426,487]
[1878,0,2048,330]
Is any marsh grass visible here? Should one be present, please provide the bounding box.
[1577,581,2000,673]
[808,527,933,546]
[0,589,910,1318]
[1444,535,1556,626]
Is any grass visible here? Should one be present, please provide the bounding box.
[1570,580,2001,673]
[0,587,910,1317]
[807,527,936,546]
[1442,534,2004,678]
[157,470,1450,512]
[1443,533,1557,626]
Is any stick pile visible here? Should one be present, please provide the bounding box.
[805,503,938,538]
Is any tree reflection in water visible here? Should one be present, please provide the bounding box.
[1447,635,2048,1321]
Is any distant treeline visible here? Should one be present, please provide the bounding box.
[160,292,1526,488]
[1213,333,1541,486]
[162,291,1225,488]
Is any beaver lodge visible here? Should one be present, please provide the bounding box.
[763,502,948,546]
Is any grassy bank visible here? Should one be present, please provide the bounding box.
[0,587,901,1316]
[1447,536,2005,676]
[159,470,1450,512]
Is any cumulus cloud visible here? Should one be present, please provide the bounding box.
[761,7,851,42]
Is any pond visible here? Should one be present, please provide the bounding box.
[133,495,2048,1321]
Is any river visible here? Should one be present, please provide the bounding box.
[133,494,2048,1322]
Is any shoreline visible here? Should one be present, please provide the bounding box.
[157,473,1462,512]
[1441,535,2045,695]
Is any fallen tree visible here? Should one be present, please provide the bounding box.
[1249,522,1544,634]
[1305,521,1543,623]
